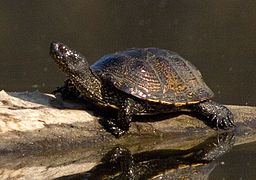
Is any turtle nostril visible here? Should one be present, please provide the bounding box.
[50,42,59,50]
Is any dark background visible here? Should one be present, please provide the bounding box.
[0,1,255,106]
[0,1,256,179]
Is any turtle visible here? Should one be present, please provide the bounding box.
[49,42,234,137]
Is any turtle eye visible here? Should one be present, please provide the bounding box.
[58,44,68,54]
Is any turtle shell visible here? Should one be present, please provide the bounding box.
[91,48,214,105]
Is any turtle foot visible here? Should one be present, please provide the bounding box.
[192,100,235,130]
[53,79,81,100]
[99,118,127,138]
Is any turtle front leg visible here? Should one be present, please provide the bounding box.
[191,100,235,129]
[53,79,81,100]
[104,98,136,138]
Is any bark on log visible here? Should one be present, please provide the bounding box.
[0,90,255,179]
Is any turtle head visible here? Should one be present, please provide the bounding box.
[50,42,89,75]
[50,42,103,101]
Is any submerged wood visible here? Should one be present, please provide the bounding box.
[0,90,256,179]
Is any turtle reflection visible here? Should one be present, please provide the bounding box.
[57,132,234,180]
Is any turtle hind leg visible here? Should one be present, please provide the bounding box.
[191,100,235,130]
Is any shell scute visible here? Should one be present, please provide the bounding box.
[91,48,214,104]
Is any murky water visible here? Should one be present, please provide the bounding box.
[0,1,255,179]
[210,141,256,180]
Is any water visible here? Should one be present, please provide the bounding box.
[210,141,256,180]
[0,1,255,179]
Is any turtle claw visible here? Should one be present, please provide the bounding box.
[109,123,127,138]
[214,114,234,130]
